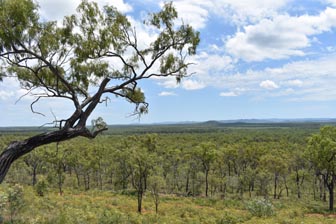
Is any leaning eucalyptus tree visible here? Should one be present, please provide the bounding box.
[0,0,199,183]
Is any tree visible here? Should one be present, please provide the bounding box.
[307,126,336,211]
[289,147,307,199]
[148,175,165,214]
[41,143,69,195]
[125,135,158,213]
[194,142,217,197]
[0,0,199,183]
[23,148,43,186]
[259,152,288,199]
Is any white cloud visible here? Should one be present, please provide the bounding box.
[220,91,238,97]
[210,0,290,25]
[0,77,20,101]
[170,1,210,29]
[38,0,132,21]
[0,90,14,100]
[154,52,233,90]
[182,80,205,90]
[326,46,336,52]
[226,7,336,61]
[156,76,179,89]
[287,79,303,87]
[326,0,336,6]
[38,0,80,21]
[151,0,292,33]
[169,0,290,28]
[101,0,133,13]
[187,54,336,101]
[260,80,279,90]
[158,91,177,96]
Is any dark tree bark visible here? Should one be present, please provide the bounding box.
[284,176,289,197]
[137,177,144,213]
[328,182,334,211]
[326,174,335,211]
[185,170,190,194]
[0,77,110,184]
[0,127,106,183]
[296,169,302,199]
[205,169,209,197]
[274,173,278,199]
[74,167,81,188]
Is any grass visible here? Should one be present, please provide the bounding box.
[1,185,336,223]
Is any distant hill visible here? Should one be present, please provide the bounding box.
[213,118,336,124]
[103,118,336,134]
[1,118,336,134]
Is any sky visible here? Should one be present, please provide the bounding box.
[1,0,336,126]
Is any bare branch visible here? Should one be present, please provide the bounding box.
[15,87,36,104]
[30,96,46,117]
[16,40,81,109]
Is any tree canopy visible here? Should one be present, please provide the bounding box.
[0,0,200,183]
[307,126,336,211]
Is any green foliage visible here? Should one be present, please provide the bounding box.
[98,210,128,224]
[0,191,7,223]
[307,126,336,210]
[216,211,242,224]
[0,0,39,46]
[6,184,25,223]
[148,175,165,213]
[307,126,336,172]
[91,117,107,132]
[35,178,48,197]
[246,198,276,217]
[2,124,336,222]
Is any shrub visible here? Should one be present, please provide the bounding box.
[0,192,7,223]
[7,184,25,223]
[35,179,48,197]
[246,198,275,217]
[98,210,128,224]
[216,212,240,224]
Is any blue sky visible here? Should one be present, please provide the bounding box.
[1,0,336,126]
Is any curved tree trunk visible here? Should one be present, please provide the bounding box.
[0,127,102,184]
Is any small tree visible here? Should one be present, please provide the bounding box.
[0,0,199,183]
[194,142,217,197]
[289,148,307,199]
[307,126,336,211]
[259,153,288,199]
[148,175,165,214]
[42,143,68,195]
[35,178,48,197]
[124,135,158,213]
[23,149,43,186]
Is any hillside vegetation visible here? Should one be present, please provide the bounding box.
[0,122,336,223]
